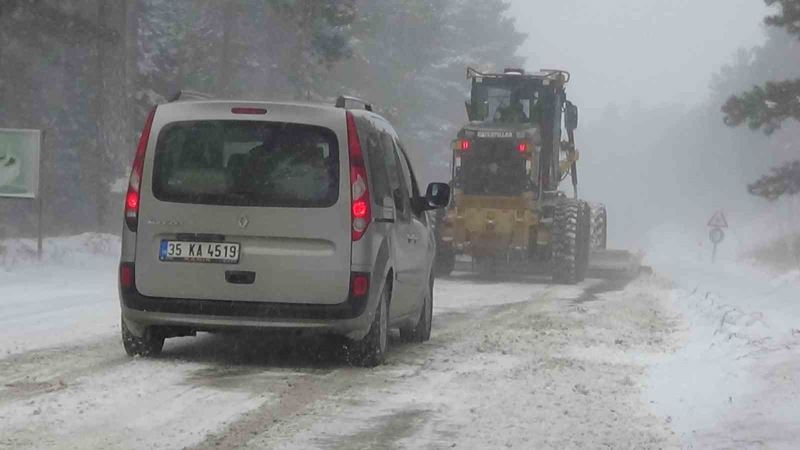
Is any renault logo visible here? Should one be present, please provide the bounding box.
[238,215,249,229]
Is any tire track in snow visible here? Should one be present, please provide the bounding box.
[0,275,677,449]
[0,336,125,404]
[243,276,678,449]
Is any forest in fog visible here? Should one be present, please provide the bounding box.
[2,0,799,249]
[0,0,523,235]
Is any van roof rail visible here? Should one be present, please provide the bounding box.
[335,95,373,112]
[169,90,214,102]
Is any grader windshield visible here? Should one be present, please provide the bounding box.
[469,75,544,124]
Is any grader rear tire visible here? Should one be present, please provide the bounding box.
[577,201,591,281]
[551,199,590,284]
[590,203,608,250]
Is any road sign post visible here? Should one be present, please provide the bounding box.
[709,227,725,262]
[36,131,45,260]
[707,210,728,263]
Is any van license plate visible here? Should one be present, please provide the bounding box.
[159,241,240,264]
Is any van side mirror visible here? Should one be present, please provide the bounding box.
[565,101,579,131]
[424,182,450,210]
[465,100,475,122]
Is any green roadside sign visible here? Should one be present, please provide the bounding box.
[0,128,41,198]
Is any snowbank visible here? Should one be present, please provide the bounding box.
[643,224,800,447]
[0,233,119,269]
[0,233,121,357]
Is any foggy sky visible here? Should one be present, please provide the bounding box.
[509,0,769,111]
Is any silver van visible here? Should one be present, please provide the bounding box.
[118,95,450,366]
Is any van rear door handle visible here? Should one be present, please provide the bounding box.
[225,271,256,285]
[407,234,419,244]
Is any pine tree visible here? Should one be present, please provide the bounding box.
[0,0,524,232]
[267,0,357,96]
[722,0,800,199]
[330,0,526,182]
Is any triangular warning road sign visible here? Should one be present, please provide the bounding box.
[708,210,728,228]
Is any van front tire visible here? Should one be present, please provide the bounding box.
[434,244,455,277]
[121,317,164,357]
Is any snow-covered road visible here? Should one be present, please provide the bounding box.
[1,233,798,449]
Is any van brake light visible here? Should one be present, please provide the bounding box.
[125,108,156,232]
[231,107,267,115]
[347,112,371,241]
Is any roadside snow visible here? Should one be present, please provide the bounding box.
[644,225,800,448]
[0,234,121,357]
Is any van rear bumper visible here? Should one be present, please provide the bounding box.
[120,286,373,339]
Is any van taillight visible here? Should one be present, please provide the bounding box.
[350,272,370,298]
[119,263,135,290]
[125,108,156,232]
[347,112,371,241]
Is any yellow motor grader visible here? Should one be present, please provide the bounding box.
[435,68,635,283]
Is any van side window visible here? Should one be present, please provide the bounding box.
[365,133,391,203]
[395,142,426,221]
[396,142,421,198]
[379,133,410,218]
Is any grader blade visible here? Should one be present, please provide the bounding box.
[587,249,642,279]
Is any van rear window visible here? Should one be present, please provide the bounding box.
[152,121,339,207]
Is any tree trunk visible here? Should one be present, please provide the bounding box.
[94,0,109,231]
[218,1,234,96]
[125,0,140,141]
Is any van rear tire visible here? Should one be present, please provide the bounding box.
[350,286,389,367]
[400,277,433,343]
[121,318,164,357]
